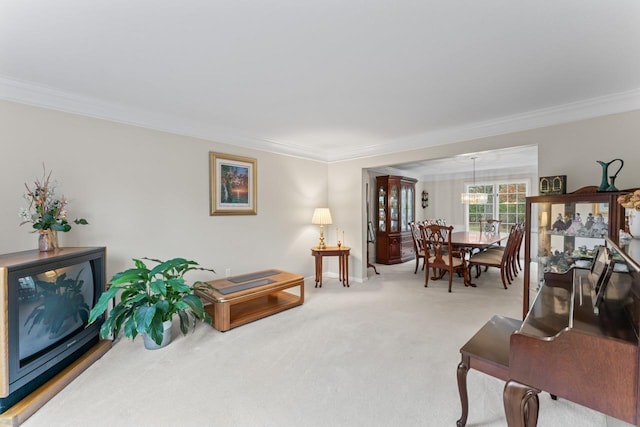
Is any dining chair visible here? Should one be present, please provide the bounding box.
[467,224,519,289]
[512,223,525,273]
[478,218,503,250]
[420,224,469,292]
[409,221,427,274]
[484,223,524,278]
[479,218,502,234]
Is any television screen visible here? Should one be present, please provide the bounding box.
[17,261,94,365]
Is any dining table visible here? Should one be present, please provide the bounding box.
[450,231,507,251]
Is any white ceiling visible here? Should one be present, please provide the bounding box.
[372,145,538,181]
[1,1,639,163]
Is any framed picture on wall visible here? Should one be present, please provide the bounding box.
[209,152,257,215]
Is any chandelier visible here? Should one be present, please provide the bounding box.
[460,157,488,204]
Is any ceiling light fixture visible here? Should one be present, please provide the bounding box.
[460,157,488,205]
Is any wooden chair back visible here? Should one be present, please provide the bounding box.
[468,224,519,288]
[409,221,427,274]
[420,224,467,292]
[479,218,503,234]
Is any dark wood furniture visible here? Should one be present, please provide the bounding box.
[506,242,639,426]
[409,221,427,274]
[197,270,304,332]
[311,246,350,287]
[457,315,523,427]
[375,175,417,264]
[421,224,470,292]
[523,190,626,318]
[459,187,639,426]
[457,235,640,426]
[450,231,507,251]
[467,224,524,288]
[479,218,503,233]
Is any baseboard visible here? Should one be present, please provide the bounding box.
[0,340,111,427]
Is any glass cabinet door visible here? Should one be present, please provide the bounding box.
[531,199,609,288]
[400,183,414,232]
[407,184,414,230]
[378,186,386,232]
[400,185,407,232]
[390,184,399,232]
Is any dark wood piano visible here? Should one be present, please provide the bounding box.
[457,238,640,427]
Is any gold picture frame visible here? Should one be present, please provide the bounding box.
[539,175,566,195]
[209,152,257,215]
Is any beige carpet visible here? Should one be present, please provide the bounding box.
[21,262,631,427]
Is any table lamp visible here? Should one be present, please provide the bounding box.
[312,208,333,249]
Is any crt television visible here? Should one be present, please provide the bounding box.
[0,247,106,413]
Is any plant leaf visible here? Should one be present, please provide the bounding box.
[88,286,119,324]
[134,304,156,335]
[110,268,148,286]
[149,278,167,296]
[181,294,205,318]
[147,312,165,345]
[177,310,189,335]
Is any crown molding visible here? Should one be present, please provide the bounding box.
[0,76,329,162]
[2,75,639,163]
[335,88,640,162]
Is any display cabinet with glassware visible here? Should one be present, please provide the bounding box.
[523,189,626,312]
[375,175,417,264]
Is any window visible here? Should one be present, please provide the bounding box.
[466,181,528,231]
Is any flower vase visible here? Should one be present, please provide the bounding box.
[629,210,640,239]
[38,230,56,252]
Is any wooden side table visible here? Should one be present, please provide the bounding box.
[311,246,350,288]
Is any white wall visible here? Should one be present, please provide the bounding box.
[0,101,328,281]
[329,110,640,282]
[3,101,639,284]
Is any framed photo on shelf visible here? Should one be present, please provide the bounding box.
[209,152,257,215]
[539,175,567,195]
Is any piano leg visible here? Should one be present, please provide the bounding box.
[504,379,540,427]
[456,358,470,427]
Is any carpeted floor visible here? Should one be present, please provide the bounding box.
[21,262,631,427]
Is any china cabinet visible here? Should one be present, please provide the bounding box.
[523,189,626,314]
[375,175,417,264]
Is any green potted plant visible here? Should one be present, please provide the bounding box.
[87,257,215,350]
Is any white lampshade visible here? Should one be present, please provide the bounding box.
[312,208,333,225]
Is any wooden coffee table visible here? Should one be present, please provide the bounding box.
[196,269,304,332]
